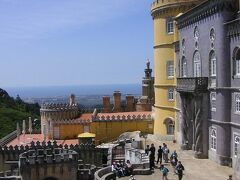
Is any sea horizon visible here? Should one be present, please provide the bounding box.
[3,84,142,98]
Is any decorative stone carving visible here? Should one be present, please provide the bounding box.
[234,146,240,180]
[193,96,203,157]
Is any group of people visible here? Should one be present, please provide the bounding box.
[111,160,133,178]
[145,143,185,180]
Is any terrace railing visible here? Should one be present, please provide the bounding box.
[177,77,208,93]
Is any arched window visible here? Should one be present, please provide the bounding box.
[164,118,174,135]
[233,47,240,77]
[210,128,217,150]
[181,56,187,77]
[193,51,201,77]
[210,51,216,77]
[168,89,174,101]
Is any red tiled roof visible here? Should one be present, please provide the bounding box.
[79,113,92,121]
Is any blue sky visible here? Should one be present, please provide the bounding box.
[0,0,153,87]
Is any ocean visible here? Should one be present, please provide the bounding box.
[3,84,141,98]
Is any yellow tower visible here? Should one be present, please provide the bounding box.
[151,0,200,136]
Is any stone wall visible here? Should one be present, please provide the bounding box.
[19,148,78,180]
[0,141,108,173]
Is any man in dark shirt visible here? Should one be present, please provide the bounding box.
[157,145,163,164]
[175,161,185,180]
[145,145,150,155]
[150,143,156,155]
[149,143,156,169]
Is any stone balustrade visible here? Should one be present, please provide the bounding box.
[177,77,208,93]
[0,130,17,147]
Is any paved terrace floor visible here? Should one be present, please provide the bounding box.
[122,138,233,180]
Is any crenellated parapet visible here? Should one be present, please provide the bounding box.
[40,102,79,137]
[94,112,152,122]
[0,141,96,154]
[151,0,201,18]
[53,118,91,125]
[19,148,78,166]
[41,103,78,110]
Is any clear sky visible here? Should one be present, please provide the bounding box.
[0,0,153,87]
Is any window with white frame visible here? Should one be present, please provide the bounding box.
[210,92,216,112]
[166,17,173,34]
[233,47,240,77]
[167,61,174,78]
[181,57,187,77]
[210,51,217,77]
[193,51,201,77]
[235,93,240,113]
[211,128,217,150]
[168,89,174,101]
[234,135,240,156]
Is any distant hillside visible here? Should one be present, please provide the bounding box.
[0,88,40,138]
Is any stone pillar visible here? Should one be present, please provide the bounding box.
[112,91,122,112]
[125,95,135,112]
[102,96,111,113]
[180,93,192,150]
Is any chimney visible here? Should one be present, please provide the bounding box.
[112,91,122,112]
[102,96,111,113]
[69,94,76,105]
[125,95,135,112]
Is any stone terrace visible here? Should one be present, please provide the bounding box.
[122,137,233,180]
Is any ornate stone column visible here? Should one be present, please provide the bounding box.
[180,93,192,150]
[192,94,203,157]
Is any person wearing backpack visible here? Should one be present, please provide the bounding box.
[162,143,169,163]
[175,161,185,180]
[160,164,169,180]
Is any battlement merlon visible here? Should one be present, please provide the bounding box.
[151,0,201,17]
[19,148,78,167]
[41,103,78,110]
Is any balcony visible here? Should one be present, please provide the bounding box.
[177,77,208,93]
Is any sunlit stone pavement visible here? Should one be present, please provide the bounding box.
[121,138,233,180]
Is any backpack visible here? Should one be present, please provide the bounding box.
[162,167,169,174]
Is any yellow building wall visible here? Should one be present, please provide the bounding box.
[59,124,84,139]
[153,17,176,136]
[57,120,153,143]
[152,0,191,136]
[151,0,199,136]
[90,120,153,144]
